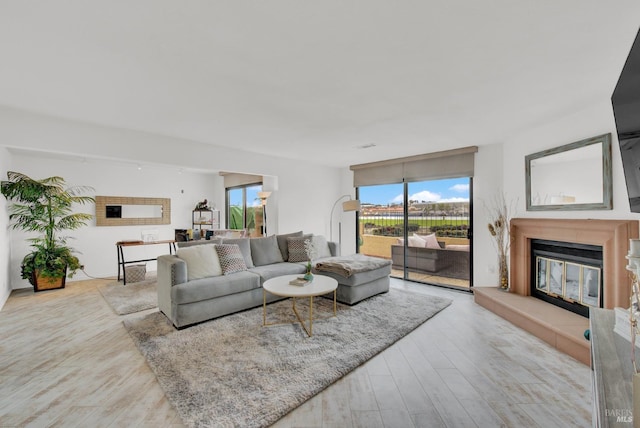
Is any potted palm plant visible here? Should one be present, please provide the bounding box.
[1,171,94,291]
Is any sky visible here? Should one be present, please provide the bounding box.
[228,178,470,207]
[358,177,470,205]
[229,185,262,207]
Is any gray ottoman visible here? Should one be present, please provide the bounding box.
[314,255,391,305]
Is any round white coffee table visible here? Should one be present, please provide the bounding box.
[263,274,338,337]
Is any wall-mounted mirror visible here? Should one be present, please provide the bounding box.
[95,196,171,226]
[525,133,612,211]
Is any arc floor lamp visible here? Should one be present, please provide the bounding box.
[330,194,361,254]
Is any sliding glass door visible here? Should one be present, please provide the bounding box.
[226,184,262,237]
[358,183,405,279]
[357,178,472,289]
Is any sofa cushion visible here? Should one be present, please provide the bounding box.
[312,235,332,259]
[276,231,303,261]
[215,244,248,275]
[176,244,222,280]
[250,235,285,266]
[314,263,391,287]
[220,237,254,268]
[287,234,313,262]
[171,270,261,304]
[447,244,470,251]
[249,262,306,283]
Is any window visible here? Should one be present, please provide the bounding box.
[357,177,472,290]
[226,184,262,236]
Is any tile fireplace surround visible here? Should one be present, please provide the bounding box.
[474,218,639,365]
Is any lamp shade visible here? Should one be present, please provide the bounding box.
[342,199,361,212]
[257,191,271,206]
[257,191,271,199]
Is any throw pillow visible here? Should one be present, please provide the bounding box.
[176,244,222,281]
[421,233,442,249]
[250,235,285,266]
[287,234,313,262]
[408,234,427,248]
[276,231,303,261]
[312,235,332,259]
[215,244,248,275]
[220,238,254,268]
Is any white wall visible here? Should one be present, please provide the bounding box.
[337,167,359,256]
[0,148,12,308]
[503,98,637,220]
[473,143,506,286]
[496,98,640,288]
[8,154,220,287]
[0,106,335,189]
[474,97,640,287]
[0,107,343,291]
[4,100,635,294]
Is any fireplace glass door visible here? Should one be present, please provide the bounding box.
[532,239,602,317]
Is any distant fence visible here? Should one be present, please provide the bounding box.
[359,215,469,238]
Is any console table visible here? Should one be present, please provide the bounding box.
[116,240,176,285]
[590,308,637,427]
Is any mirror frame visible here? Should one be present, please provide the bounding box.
[95,196,171,226]
[525,133,613,211]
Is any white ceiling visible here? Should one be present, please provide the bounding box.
[1,1,639,168]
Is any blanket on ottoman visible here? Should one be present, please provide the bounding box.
[315,254,391,278]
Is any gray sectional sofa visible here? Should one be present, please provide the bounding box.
[157,232,391,328]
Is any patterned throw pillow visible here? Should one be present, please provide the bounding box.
[276,231,303,261]
[287,235,313,262]
[214,244,248,275]
[220,238,254,268]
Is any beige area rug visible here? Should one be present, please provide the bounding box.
[124,289,452,427]
[97,277,157,315]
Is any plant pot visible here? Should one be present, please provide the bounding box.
[32,269,67,292]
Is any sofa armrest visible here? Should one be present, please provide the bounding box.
[157,254,187,318]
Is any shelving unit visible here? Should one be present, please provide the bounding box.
[192,209,220,233]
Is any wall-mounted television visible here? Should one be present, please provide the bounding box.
[613,27,640,212]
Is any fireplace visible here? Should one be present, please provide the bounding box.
[511,218,637,309]
[474,218,638,365]
[530,239,603,317]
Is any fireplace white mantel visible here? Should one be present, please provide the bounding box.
[474,218,639,365]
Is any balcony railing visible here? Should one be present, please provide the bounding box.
[358,209,470,288]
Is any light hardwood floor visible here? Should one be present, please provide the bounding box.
[0,278,591,427]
